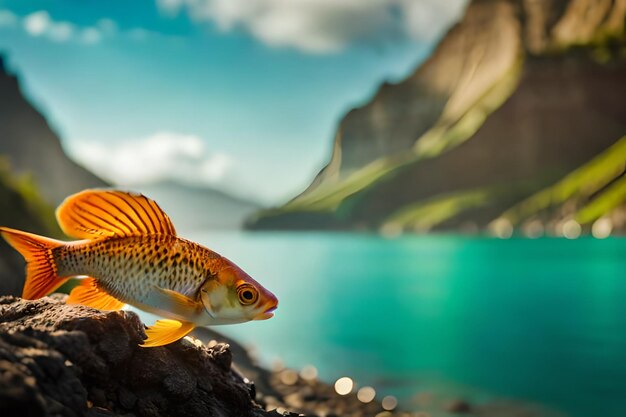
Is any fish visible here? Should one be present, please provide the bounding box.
[0,189,278,347]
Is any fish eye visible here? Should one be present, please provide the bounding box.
[237,284,258,305]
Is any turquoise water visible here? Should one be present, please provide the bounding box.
[187,232,626,417]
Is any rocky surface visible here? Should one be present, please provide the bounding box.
[346,51,626,233]
[0,295,415,417]
[248,0,626,235]
[0,295,267,417]
[0,295,559,417]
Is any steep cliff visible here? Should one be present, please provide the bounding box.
[248,0,626,236]
[0,55,108,295]
[0,56,107,206]
[0,163,60,296]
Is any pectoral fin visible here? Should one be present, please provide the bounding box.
[141,319,195,347]
[67,278,125,311]
[152,286,202,316]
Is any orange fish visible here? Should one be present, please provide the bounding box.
[0,189,278,347]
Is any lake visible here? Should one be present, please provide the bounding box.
[184,232,626,417]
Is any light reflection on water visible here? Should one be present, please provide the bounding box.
[181,232,626,417]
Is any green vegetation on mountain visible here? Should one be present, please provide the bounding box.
[577,175,626,224]
[0,159,59,236]
[382,188,493,234]
[274,55,524,217]
[248,0,626,236]
[0,159,62,296]
[0,55,104,295]
[498,136,626,228]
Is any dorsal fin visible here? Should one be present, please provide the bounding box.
[56,189,176,239]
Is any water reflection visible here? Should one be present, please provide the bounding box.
[187,231,626,417]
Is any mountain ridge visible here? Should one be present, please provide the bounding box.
[0,55,108,205]
[132,181,262,232]
[247,0,626,236]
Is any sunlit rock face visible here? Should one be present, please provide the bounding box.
[349,52,626,231]
[0,57,107,206]
[309,0,522,185]
[249,0,626,235]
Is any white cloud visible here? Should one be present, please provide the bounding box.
[19,10,105,44]
[400,0,467,41]
[0,9,124,45]
[80,27,102,44]
[69,133,234,187]
[156,0,468,53]
[23,11,50,36]
[0,9,18,27]
[1,8,173,45]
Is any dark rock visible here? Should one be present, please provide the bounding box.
[210,342,234,372]
[117,387,137,410]
[444,398,472,413]
[161,365,196,399]
[0,330,88,416]
[1,295,530,417]
[0,358,47,417]
[86,407,117,417]
[264,412,304,417]
[0,295,267,417]
[90,388,108,408]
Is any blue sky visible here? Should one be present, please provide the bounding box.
[0,0,466,204]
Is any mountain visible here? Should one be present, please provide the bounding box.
[0,54,108,295]
[131,181,262,232]
[248,0,626,236]
[0,55,107,205]
[0,161,62,295]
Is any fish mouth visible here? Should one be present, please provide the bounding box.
[254,303,277,321]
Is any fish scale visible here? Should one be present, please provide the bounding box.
[0,189,277,347]
[55,235,221,304]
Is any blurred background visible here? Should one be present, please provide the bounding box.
[0,0,625,416]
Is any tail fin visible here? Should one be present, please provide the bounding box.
[0,227,66,299]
